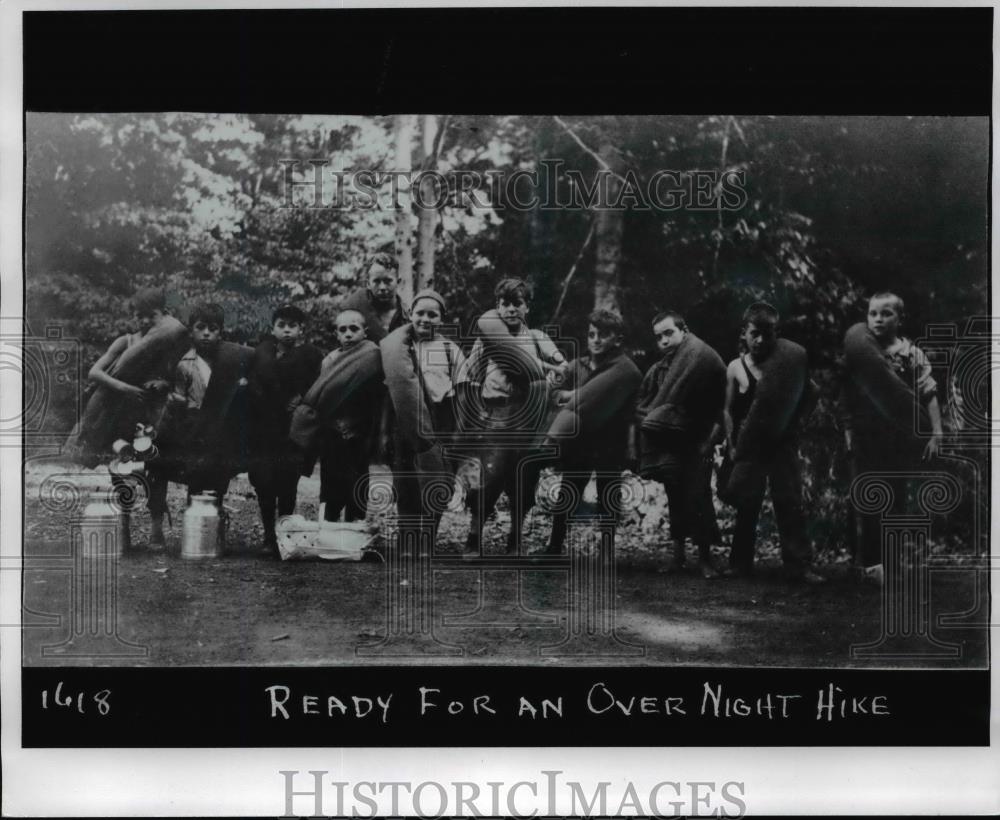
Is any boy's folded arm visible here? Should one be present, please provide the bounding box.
[88,335,134,392]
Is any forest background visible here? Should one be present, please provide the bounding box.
[23,113,990,554]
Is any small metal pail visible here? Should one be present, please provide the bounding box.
[181,492,222,560]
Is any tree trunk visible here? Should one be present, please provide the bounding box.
[393,114,416,306]
[415,114,439,293]
[593,142,623,313]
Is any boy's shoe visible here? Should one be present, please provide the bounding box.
[659,542,686,574]
[862,563,884,587]
[787,567,827,585]
[698,559,721,580]
[262,529,280,558]
[697,546,721,579]
[149,516,166,551]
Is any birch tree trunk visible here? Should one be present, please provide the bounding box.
[593,142,623,313]
[393,113,416,306]
[415,114,439,293]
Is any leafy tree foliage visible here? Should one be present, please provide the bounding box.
[25,113,988,550]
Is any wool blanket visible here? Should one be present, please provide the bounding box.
[546,351,641,444]
[474,309,548,385]
[287,340,382,459]
[725,337,808,503]
[66,316,190,467]
[151,340,254,483]
[635,333,726,440]
[842,321,928,434]
[732,338,808,460]
[379,325,447,480]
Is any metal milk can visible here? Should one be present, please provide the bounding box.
[77,488,124,559]
[181,492,223,559]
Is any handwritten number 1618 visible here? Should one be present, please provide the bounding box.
[41,682,111,715]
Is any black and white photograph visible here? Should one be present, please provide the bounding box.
[2,4,996,817]
[19,110,992,671]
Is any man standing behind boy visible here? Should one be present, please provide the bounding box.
[340,252,409,343]
[634,311,726,578]
[248,304,323,556]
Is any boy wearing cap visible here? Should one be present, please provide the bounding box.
[248,304,324,555]
[380,289,469,535]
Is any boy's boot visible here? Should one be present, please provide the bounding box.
[462,531,479,558]
[259,506,279,558]
[215,499,228,555]
[149,513,166,550]
[697,543,720,580]
[662,540,686,574]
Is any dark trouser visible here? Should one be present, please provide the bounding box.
[855,473,908,567]
[391,436,458,543]
[851,429,915,567]
[656,447,720,550]
[319,435,370,523]
[548,463,624,552]
[465,447,547,551]
[464,400,548,551]
[186,469,231,505]
[112,468,169,518]
[729,441,811,571]
[250,456,302,531]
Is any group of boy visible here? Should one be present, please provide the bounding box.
[79,255,939,582]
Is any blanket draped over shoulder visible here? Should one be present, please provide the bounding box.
[475,309,548,385]
[633,333,725,477]
[471,309,553,436]
[287,340,382,461]
[842,321,928,434]
[733,338,808,460]
[155,341,254,483]
[379,324,448,478]
[193,341,254,444]
[725,338,808,504]
[65,316,190,468]
[635,333,726,439]
[546,352,641,443]
[340,288,408,344]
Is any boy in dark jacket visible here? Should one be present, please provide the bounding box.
[248,304,323,555]
[157,302,253,545]
[634,310,726,578]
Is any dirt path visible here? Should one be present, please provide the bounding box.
[22,465,989,667]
